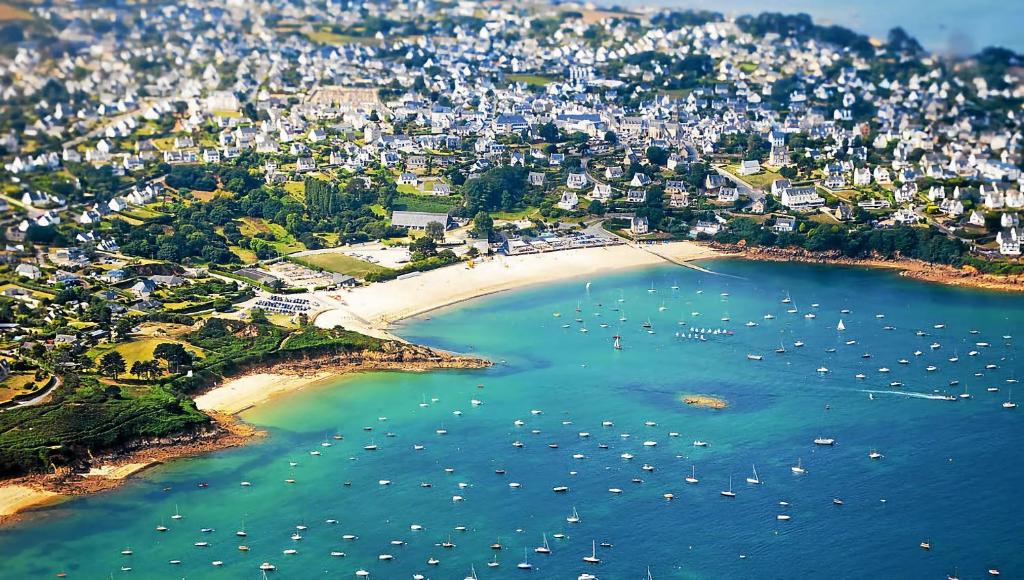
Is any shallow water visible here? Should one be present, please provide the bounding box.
[1,260,1022,579]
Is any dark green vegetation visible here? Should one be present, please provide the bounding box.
[715,219,969,266]
[0,375,207,476]
[0,316,401,476]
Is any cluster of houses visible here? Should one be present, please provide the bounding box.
[0,0,1020,267]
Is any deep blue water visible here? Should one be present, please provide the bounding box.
[0,259,1022,579]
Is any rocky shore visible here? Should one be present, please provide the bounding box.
[710,243,1024,293]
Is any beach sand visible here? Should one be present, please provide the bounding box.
[195,372,333,415]
[0,485,62,520]
[314,241,720,339]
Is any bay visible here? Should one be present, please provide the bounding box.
[1,260,1022,579]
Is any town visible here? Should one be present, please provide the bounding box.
[0,0,1021,474]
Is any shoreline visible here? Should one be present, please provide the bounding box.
[0,410,260,527]
[3,239,1020,524]
[313,241,722,339]
[713,244,1024,293]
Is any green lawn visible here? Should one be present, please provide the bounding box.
[506,73,558,87]
[305,30,382,46]
[88,338,204,369]
[283,181,305,202]
[291,253,394,279]
[392,194,460,214]
[238,217,306,254]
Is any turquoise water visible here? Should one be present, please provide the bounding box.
[612,0,1024,54]
[2,260,1023,579]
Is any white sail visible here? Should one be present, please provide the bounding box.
[837,319,846,331]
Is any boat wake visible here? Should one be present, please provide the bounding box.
[859,389,955,401]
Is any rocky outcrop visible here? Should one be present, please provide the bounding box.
[268,341,491,374]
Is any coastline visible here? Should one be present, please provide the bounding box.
[312,241,721,339]
[714,244,1024,293]
[0,410,260,527]
[3,239,1019,525]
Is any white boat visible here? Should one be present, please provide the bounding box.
[747,354,763,361]
[517,548,533,570]
[746,465,761,485]
[692,440,708,447]
[777,514,791,521]
[817,366,829,374]
[259,562,276,571]
[567,506,581,524]
[814,437,835,446]
[582,540,601,564]
[720,476,736,498]
[464,565,479,580]
[488,555,500,568]
[794,340,805,348]
[1003,388,1017,409]
[791,458,806,474]
[171,505,183,520]
[685,465,699,484]
[534,534,551,554]
[869,450,884,460]
[608,488,623,494]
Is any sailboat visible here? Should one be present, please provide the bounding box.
[720,476,736,497]
[837,319,846,331]
[791,458,806,474]
[746,465,761,485]
[171,504,183,520]
[776,334,786,354]
[782,292,792,304]
[1003,388,1017,409]
[567,506,581,524]
[648,282,656,293]
[464,564,479,580]
[685,465,699,484]
[535,533,551,554]
[517,548,533,570]
[582,540,601,564]
[613,335,622,350]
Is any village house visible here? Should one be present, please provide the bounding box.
[558,190,580,211]
[738,160,761,175]
[630,216,649,235]
[566,173,588,190]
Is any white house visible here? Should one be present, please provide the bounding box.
[738,160,761,175]
[630,216,649,235]
[558,190,579,211]
[997,227,1021,256]
[590,183,612,201]
[566,173,588,190]
[853,167,872,186]
[780,186,825,210]
[968,210,986,227]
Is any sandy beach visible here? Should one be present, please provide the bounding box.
[194,372,334,415]
[0,485,62,521]
[314,241,721,339]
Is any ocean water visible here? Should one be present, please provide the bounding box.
[1,260,1023,579]
[610,0,1024,54]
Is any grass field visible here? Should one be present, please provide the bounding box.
[506,74,558,87]
[727,165,783,190]
[305,30,381,46]
[392,193,459,214]
[238,217,306,254]
[230,246,259,264]
[283,181,305,202]
[0,373,46,404]
[291,253,393,279]
[88,337,204,370]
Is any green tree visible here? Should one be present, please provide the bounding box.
[153,342,193,374]
[646,146,669,166]
[604,130,618,144]
[587,199,606,215]
[425,220,446,242]
[472,211,494,240]
[538,122,560,143]
[99,351,126,380]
